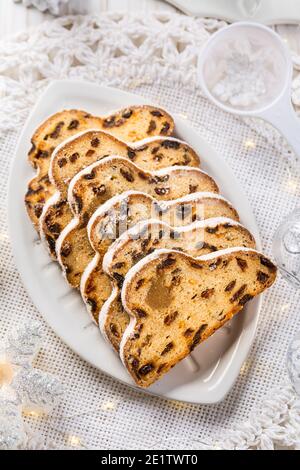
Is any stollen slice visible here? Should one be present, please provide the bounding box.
[101,217,255,351]
[25,105,174,231]
[81,190,240,327]
[57,157,219,288]
[120,247,277,388]
[41,132,200,258]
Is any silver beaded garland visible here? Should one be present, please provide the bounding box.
[13,367,63,413]
[0,321,63,449]
[5,321,43,365]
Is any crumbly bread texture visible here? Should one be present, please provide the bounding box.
[41,132,200,258]
[101,218,255,351]
[58,158,219,288]
[120,248,277,387]
[81,190,240,327]
[25,106,174,230]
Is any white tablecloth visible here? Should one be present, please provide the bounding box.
[0,13,300,450]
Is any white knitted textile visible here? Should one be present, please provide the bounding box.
[0,13,300,450]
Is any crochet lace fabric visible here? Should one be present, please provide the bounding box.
[0,13,300,450]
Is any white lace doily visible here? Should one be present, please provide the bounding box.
[1,13,300,450]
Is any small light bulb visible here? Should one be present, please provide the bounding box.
[239,361,251,376]
[285,178,298,193]
[0,361,14,387]
[101,401,116,411]
[0,232,9,242]
[244,140,256,149]
[67,435,82,447]
[23,410,42,418]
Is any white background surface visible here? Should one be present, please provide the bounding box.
[1,8,300,449]
[0,0,175,39]
[0,0,300,53]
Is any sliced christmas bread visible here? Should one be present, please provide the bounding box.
[25,105,174,230]
[81,190,240,326]
[120,248,277,387]
[41,132,200,258]
[101,218,255,351]
[57,157,219,288]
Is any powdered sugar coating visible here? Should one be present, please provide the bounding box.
[79,252,101,324]
[67,155,216,214]
[99,285,120,346]
[56,216,80,277]
[38,190,60,254]
[102,216,247,276]
[119,247,265,367]
[87,189,235,248]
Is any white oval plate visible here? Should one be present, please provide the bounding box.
[8,80,262,404]
[166,0,300,24]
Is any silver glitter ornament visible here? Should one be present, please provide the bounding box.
[0,395,24,450]
[5,321,43,365]
[287,331,300,396]
[0,321,63,449]
[13,366,63,413]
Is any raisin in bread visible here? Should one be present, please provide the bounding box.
[81,190,240,327]
[101,218,255,352]
[41,132,200,258]
[57,157,219,288]
[120,248,277,387]
[25,106,174,230]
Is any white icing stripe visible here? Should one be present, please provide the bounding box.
[79,253,101,324]
[87,190,236,242]
[80,253,99,298]
[87,190,148,242]
[56,217,80,278]
[102,216,248,275]
[131,135,200,164]
[196,246,259,260]
[99,285,120,344]
[119,314,137,368]
[38,191,60,253]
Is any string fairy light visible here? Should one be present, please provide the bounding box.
[0,360,14,387]
[244,139,256,149]
[66,434,83,448]
[281,303,291,313]
[101,401,116,411]
[177,113,188,120]
[282,177,299,194]
[23,410,43,418]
